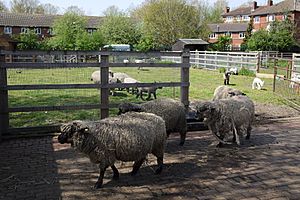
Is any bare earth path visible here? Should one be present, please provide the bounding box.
[0,113,300,199]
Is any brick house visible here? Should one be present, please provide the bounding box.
[0,12,101,50]
[208,0,300,50]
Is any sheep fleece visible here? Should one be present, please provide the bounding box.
[213,85,245,100]
[70,112,167,170]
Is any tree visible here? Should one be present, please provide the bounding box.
[46,11,87,50]
[246,17,298,52]
[10,0,39,14]
[241,17,253,51]
[211,35,232,51]
[75,31,105,50]
[0,0,8,11]
[35,3,59,15]
[134,0,202,50]
[15,30,40,50]
[100,6,141,47]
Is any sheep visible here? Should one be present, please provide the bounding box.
[136,84,163,100]
[195,95,255,147]
[213,85,246,101]
[90,70,121,95]
[112,72,130,83]
[252,77,264,90]
[118,98,187,146]
[223,71,232,85]
[123,77,139,94]
[57,111,167,189]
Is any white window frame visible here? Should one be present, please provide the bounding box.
[239,32,245,38]
[47,28,53,35]
[209,33,217,39]
[242,15,250,21]
[236,15,241,22]
[254,16,260,23]
[226,16,233,22]
[282,15,288,20]
[267,15,275,22]
[87,29,95,34]
[225,32,232,38]
[21,27,29,33]
[34,27,41,35]
[4,26,12,34]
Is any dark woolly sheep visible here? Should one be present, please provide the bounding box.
[136,84,163,100]
[118,98,187,146]
[58,112,167,189]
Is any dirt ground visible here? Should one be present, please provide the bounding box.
[254,102,300,123]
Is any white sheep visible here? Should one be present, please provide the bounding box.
[289,74,300,89]
[90,70,120,95]
[118,98,187,146]
[213,85,246,101]
[58,111,167,189]
[123,77,139,94]
[252,77,264,90]
[136,83,163,100]
[195,95,255,147]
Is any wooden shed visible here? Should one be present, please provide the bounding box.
[172,39,208,51]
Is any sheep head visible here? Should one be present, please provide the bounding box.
[195,101,216,121]
[118,102,142,115]
[58,121,89,146]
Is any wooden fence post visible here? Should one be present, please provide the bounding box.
[0,53,9,142]
[100,54,109,119]
[181,50,190,111]
[273,67,277,93]
[256,52,261,73]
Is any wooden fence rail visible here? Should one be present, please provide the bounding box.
[0,50,190,140]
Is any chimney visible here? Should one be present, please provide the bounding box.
[252,1,258,11]
[267,0,273,6]
[224,6,230,13]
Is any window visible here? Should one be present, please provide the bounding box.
[283,15,288,20]
[21,27,29,33]
[226,16,233,22]
[239,32,245,38]
[87,29,95,34]
[225,32,232,38]
[34,27,41,35]
[242,15,250,21]
[47,28,53,35]
[254,16,260,23]
[4,26,12,34]
[209,33,216,39]
[236,15,241,21]
[267,15,275,22]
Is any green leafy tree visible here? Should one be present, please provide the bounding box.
[75,31,105,50]
[46,11,87,50]
[211,35,232,51]
[35,3,59,15]
[100,6,141,47]
[15,30,40,50]
[134,0,202,50]
[247,17,297,52]
[241,16,253,51]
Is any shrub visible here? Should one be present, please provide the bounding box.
[239,67,256,77]
[219,67,226,73]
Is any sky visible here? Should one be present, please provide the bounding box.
[3,0,284,16]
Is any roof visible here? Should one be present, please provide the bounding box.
[177,39,208,45]
[250,0,300,16]
[208,23,248,33]
[222,6,252,17]
[0,12,102,28]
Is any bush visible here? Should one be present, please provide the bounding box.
[239,67,256,77]
[219,67,226,73]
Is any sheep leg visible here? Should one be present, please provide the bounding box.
[155,156,164,174]
[131,157,145,176]
[179,131,186,146]
[94,167,107,189]
[111,165,119,180]
[146,92,151,100]
[246,126,251,140]
[153,91,157,99]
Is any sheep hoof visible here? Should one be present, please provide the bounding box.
[216,142,224,148]
[155,166,163,174]
[94,182,103,189]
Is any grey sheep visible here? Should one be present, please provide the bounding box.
[195,95,255,147]
[213,85,246,101]
[118,98,187,146]
[58,112,167,189]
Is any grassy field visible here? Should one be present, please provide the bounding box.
[7,66,285,128]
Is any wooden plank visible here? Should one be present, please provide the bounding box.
[0,54,9,142]
[108,62,189,68]
[100,55,109,119]
[181,50,190,111]
[3,82,188,91]
[98,51,183,57]
[3,125,61,137]
[0,50,100,56]
[9,104,101,112]
[1,62,99,68]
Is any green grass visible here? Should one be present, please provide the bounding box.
[7,67,285,128]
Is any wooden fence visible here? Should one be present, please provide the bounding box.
[0,50,190,140]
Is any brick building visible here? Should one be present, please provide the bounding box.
[0,12,101,50]
[208,0,300,50]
